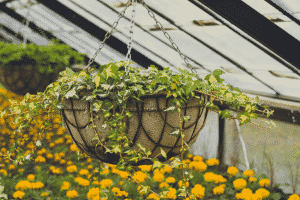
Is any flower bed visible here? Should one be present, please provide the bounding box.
[0,88,299,200]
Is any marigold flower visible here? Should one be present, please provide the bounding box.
[27,174,35,181]
[243,170,255,177]
[138,165,152,172]
[288,194,300,200]
[189,161,207,172]
[259,179,270,187]
[178,180,189,187]
[233,179,247,190]
[192,184,205,199]
[147,193,160,200]
[153,173,164,182]
[8,164,16,170]
[66,190,78,198]
[249,176,257,182]
[132,171,148,183]
[165,177,176,184]
[159,182,169,188]
[255,188,270,198]
[74,177,90,187]
[61,181,71,190]
[99,179,113,188]
[79,169,89,176]
[0,169,7,176]
[163,164,173,173]
[193,155,203,162]
[70,144,79,152]
[41,192,49,197]
[87,187,101,200]
[86,158,92,163]
[118,171,130,180]
[13,190,25,199]
[165,188,177,199]
[206,158,219,166]
[227,166,239,176]
[15,180,31,190]
[213,185,225,195]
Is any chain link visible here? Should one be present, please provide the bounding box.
[139,0,197,74]
[84,0,132,72]
[125,0,137,75]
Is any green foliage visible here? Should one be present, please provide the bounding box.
[0,39,85,75]
[0,60,278,199]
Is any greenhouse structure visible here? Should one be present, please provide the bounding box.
[1,0,300,196]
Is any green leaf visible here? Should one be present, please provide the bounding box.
[95,73,101,89]
[65,88,79,99]
[169,127,180,137]
[160,148,167,159]
[183,116,191,121]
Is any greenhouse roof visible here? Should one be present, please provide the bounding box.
[1,0,300,117]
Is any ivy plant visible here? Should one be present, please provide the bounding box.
[0,39,85,75]
[1,60,275,199]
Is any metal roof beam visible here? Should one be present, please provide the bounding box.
[194,0,300,71]
[36,0,163,70]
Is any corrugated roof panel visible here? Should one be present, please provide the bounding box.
[271,0,300,14]
[184,26,293,72]
[242,0,282,14]
[10,3,145,68]
[0,12,48,45]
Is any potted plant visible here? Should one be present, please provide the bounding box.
[0,39,86,96]
[2,59,274,167]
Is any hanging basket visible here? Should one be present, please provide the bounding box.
[61,92,210,166]
[0,64,60,96]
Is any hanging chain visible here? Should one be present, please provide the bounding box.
[139,0,197,74]
[125,0,137,75]
[84,0,132,72]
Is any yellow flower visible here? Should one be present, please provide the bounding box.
[138,165,152,172]
[259,179,270,187]
[189,161,207,172]
[153,173,164,182]
[70,144,79,152]
[288,194,300,200]
[27,174,35,181]
[118,171,130,180]
[41,192,49,197]
[15,180,31,190]
[99,179,113,188]
[132,171,148,183]
[243,170,254,177]
[192,184,205,199]
[86,158,92,163]
[79,169,89,176]
[193,155,203,162]
[163,164,173,173]
[100,168,109,175]
[67,165,77,173]
[67,161,73,165]
[87,187,101,200]
[165,188,177,199]
[255,188,270,198]
[178,180,189,187]
[9,164,16,170]
[147,193,160,200]
[13,191,25,199]
[66,190,78,198]
[0,169,7,176]
[61,181,71,190]
[74,177,90,187]
[213,185,225,195]
[159,182,169,188]
[165,177,175,184]
[206,158,219,166]
[31,182,44,189]
[249,177,257,182]
[227,166,239,176]
[233,179,247,190]
[187,154,193,159]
